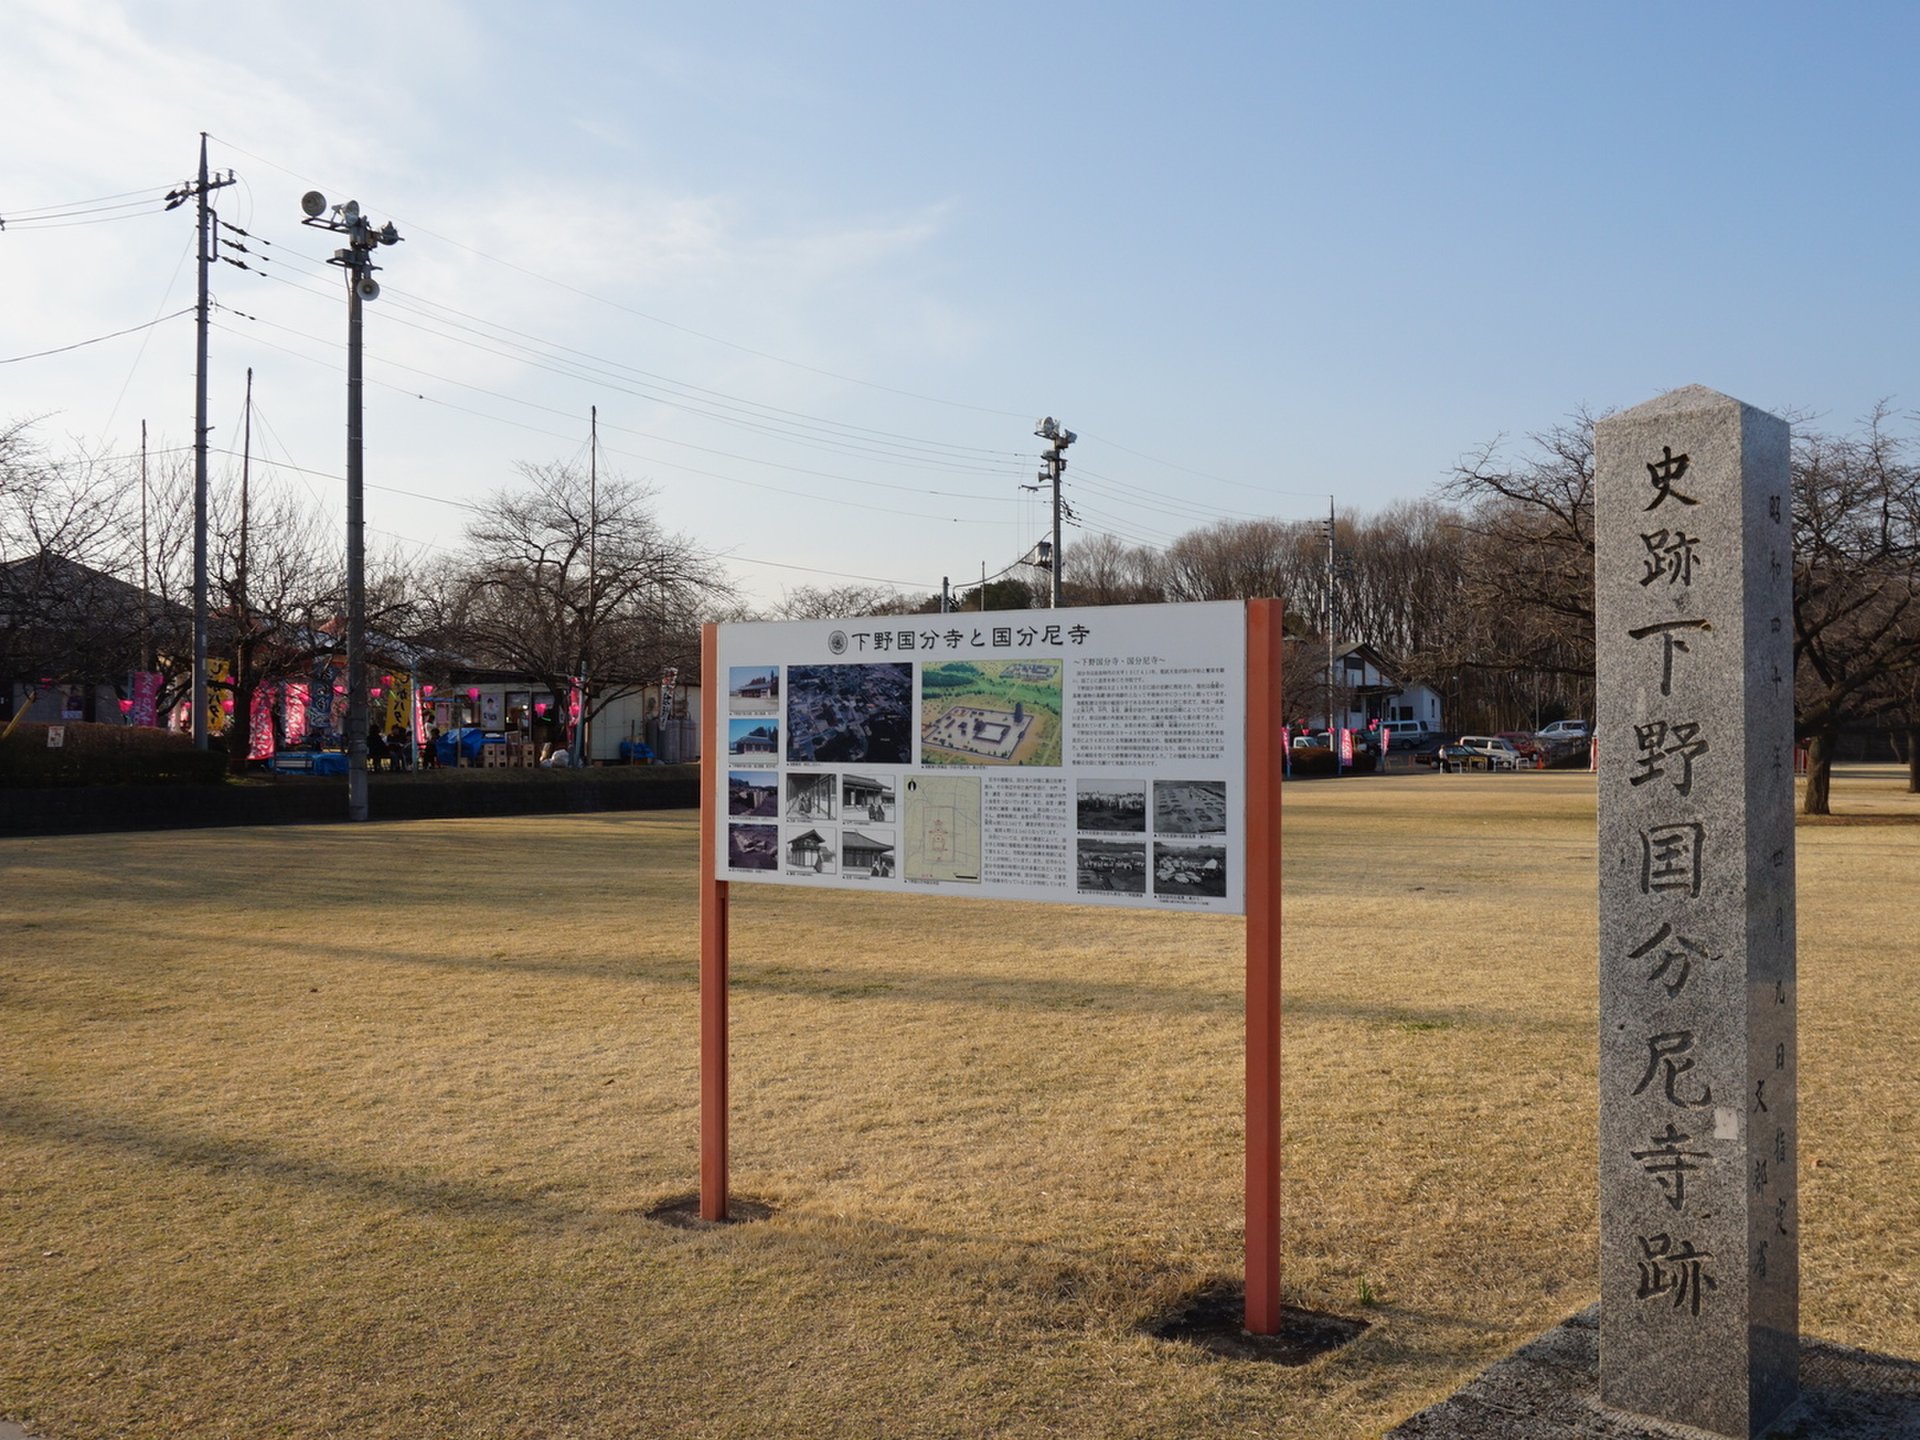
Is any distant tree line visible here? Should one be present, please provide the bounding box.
[7,400,1916,811]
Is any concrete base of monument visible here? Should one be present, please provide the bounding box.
[1145,1280,1368,1365]
[1387,1305,1920,1439]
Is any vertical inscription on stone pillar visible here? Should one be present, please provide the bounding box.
[1596,387,1796,1439]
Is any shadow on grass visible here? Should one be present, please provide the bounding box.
[1387,1306,1920,1438]
[1146,1278,1368,1365]
[0,1094,588,1229]
[11,923,1573,1032]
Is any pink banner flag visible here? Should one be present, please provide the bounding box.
[284,683,310,745]
[1338,727,1354,768]
[130,670,163,728]
[1381,726,1392,754]
[249,686,276,760]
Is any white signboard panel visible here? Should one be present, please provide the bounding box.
[713,601,1246,913]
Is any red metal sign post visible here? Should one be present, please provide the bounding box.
[699,623,730,1221]
[1243,598,1284,1334]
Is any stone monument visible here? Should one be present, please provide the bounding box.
[1595,385,1797,1437]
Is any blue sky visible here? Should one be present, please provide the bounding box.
[4,2,1915,607]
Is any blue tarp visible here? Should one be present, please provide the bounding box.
[434,727,504,764]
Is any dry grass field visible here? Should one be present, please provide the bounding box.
[2,768,1916,1439]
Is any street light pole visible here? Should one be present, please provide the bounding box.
[300,190,401,822]
[1027,417,1077,608]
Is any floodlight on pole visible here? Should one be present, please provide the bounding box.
[301,191,403,822]
[1023,417,1076,607]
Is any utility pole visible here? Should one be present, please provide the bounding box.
[139,420,152,673]
[1026,417,1077,607]
[1325,498,1336,732]
[165,134,234,749]
[939,576,951,614]
[234,367,253,770]
[300,188,402,822]
[576,405,598,766]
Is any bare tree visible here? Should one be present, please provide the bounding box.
[770,583,930,620]
[1791,405,1920,813]
[445,460,732,727]
[1062,532,1167,606]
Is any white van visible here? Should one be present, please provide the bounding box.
[1455,735,1523,770]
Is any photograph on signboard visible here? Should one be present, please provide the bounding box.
[728,666,780,713]
[727,823,779,871]
[1153,838,1228,898]
[1153,779,1228,835]
[785,825,838,875]
[903,774,982,882]
[786,663,913,764]
[786,770,837,821]
[841,827,896,878]
[841,772,896,823]
[919,659,1062,766]
[1076,778,1147,832]
[1077,838,1148,895]
[727,770,778,817]
[728,718,779,759]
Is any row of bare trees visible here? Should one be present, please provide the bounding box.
[1,420,732,762]
[8,400,1917,810]
[1032,405,1920,814]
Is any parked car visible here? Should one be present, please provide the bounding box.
[1445,735,1524,771]
[1536,719,1590,742]
[1380,720,1441,746]
[1497,730,1548,765]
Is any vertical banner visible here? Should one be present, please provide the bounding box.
[249,685,276,759]
[567,679,582,740]
[207,659,232,734]
[1381,726,1392,755]
[1279,724,1291,778]
[1338,727,1354,769]
[412,686,427,745]
[481,691,503,729]
[660,666,679,728]
[308,658,334,740]
[130,670,163,728]
[284,682,310,745]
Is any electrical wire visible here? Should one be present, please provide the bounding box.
[207,132,1033,422]
[1,182,178,216]
[210,312,1025,517]
[0,308,194,365]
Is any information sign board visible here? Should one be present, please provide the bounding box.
[712,600,1247,913]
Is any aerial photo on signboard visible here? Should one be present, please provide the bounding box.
[919,659,1063,766]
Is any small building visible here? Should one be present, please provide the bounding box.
[842,829,895,876]
[787,828,833,872]
[842,773,894,817]
[1304,642,1444,734]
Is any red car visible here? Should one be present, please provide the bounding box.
[1496,731,1547,766]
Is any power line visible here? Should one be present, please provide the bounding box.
[206,132,1034,422]
[210,314,1024,518]
[4,183,176,214]
[0,308,194,365]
